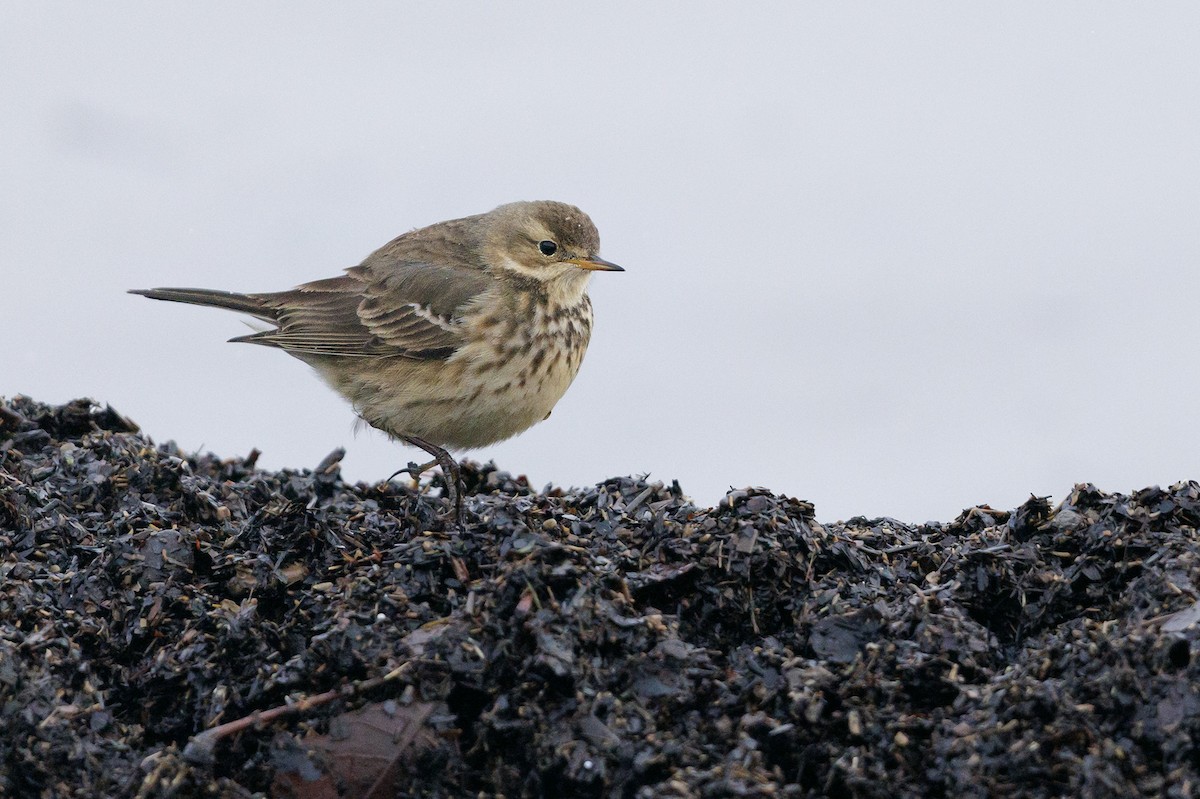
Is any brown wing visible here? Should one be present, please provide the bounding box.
[221,213,494,359]
[235,258,492,360]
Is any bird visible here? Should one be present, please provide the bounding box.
[131,200,623,524]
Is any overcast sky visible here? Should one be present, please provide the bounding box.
[4,4,1199,523]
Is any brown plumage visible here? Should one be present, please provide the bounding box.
[131,200,623,523]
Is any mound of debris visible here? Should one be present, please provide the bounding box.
[1,395,1198,798]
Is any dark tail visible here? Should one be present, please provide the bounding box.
[129,288,277,322]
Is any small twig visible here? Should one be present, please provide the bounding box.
[182,669,400,764]
[624,484,659,516]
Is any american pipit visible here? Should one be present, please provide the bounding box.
[131,200,622,523]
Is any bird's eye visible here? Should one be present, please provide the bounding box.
[538,240,558,256]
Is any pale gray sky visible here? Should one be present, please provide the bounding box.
[4,3,1199,522]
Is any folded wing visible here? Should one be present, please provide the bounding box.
[233,260,491,360]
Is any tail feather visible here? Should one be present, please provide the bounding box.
[129,288,277,322]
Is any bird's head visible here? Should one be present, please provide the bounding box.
[481,201,623,297]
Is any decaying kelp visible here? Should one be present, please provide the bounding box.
[1,395,1198,798]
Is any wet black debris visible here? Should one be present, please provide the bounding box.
[2,395,1199,798]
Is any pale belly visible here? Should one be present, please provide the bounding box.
[312,334,588,449]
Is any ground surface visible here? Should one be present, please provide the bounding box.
[1,396,1199,798]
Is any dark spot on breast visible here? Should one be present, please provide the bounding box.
[528,347,546,374]
[476,358,503,374]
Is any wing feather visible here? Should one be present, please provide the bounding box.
[244,252,492,360]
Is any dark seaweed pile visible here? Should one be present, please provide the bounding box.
[2,395,1199,798]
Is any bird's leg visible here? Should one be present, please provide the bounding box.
[397,434,464,526]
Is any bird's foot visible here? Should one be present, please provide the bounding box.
[394,436,465,528]
[386,458,439,485]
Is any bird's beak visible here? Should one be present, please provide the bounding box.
[567,256,624,272]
